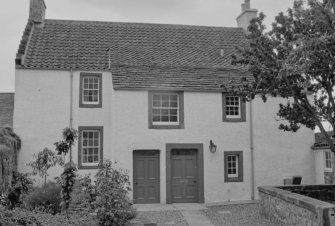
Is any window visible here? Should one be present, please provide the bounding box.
[222,94,246,122]
[325,151,333,172]
[148,91,184,129]
[78,126,103,169]
[79,73,102,108]
[224,151,243,182]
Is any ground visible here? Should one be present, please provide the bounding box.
[131,202,276,226]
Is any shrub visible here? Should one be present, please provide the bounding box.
[60,166,77,210]
[24,181,62,214]
[0,208,98,226]
[3,171,33,209]
[93,160,136,226]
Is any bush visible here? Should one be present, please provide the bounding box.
[92,160,136,226]
[0,208,98,226]
[2,171,33,209]
[24,181,62,214]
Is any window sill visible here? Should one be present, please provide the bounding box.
[149,124,184,129]
[225,178,243,183]
[78,165,99,170]
[79,103,102,108]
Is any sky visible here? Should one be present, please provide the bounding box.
[0,0,295,92]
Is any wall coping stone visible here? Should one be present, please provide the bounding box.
[258,186,335,213]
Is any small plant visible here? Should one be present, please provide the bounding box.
[24,181,62,214]
[93,160,135,226]
[54,127,78,210]
[4,171,33,209]
[28,148,64,187]
[59,166,77,210]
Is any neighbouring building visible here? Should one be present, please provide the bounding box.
[312,131,335,185]
[14,0,316,204]
[0,93,14,128]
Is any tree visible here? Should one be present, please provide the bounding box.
[0,127,22,193]
[28,148,64,187]
[231,0,335,152]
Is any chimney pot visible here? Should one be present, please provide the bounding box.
[29,0,46,23]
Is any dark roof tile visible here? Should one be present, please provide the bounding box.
[17,19,249,90]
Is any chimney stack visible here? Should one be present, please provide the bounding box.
[29,0,46,23]
[236,0,258,31]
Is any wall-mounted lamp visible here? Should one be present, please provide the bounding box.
[209,140,217,153]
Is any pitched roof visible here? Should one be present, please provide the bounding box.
[0,93,14,128]
[16,19,249,90]
[312,131,335,149]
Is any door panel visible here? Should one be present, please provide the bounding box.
[133,150,160,203]
[171,149,198,203]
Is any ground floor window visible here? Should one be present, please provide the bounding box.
[224,151,243,182]
[78,126,103,169]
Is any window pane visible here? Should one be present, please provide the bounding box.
[153,115,160,122]
[161,116,169,122]
[170,116,178,122]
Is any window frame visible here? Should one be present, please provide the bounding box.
[148,91,184,129]
[78,126,103,169]
[79,73,102,108]
[222,94,246,122]
[324,151,333,172]
[224,151,243,182]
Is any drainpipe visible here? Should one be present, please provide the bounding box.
[69,69,74,167]
[70,69,74,128]
[250,101,255,200]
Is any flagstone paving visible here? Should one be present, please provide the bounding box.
[132,202,277,226]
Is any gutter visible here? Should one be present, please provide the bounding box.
[250,101,255,200]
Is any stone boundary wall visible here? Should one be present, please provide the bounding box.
[258,186,335,226]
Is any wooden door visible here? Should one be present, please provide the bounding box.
[171,149,198,203]
[133,150,160,203]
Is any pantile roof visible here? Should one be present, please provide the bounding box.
[16,19,249,90]
[0,93,14,128]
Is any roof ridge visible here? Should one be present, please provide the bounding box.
[44,19,243,31]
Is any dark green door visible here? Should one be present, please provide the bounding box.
[171,149,198,203]
[133,150,160,203]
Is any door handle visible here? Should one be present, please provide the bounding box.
[193,180,197,183]
[135,182,138,185]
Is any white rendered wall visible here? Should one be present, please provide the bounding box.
[14,69,315,202]
[14,69,113,183]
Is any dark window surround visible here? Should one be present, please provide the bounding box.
[222,94,246,122]
[166,143,204,204]
[79,73,102,108]
[148,91,184,129]
[78,126,103,169]
[224,151,243,183]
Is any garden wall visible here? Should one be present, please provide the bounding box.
[258,186,335,226]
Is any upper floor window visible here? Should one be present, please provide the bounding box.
[79,73,102,108]
[325,151,333,172]
[78,126,103,169]
[224,151,243,182]
[148,91,184,129]
[222,94,246,122]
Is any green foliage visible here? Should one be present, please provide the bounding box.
[24,181,62,214]
[28,148,64,187]
[0,208,98,226]
[231,0,335,150]
[92,160,135,226]
[54,127,78,155]
[3,171,33,209]
[60,166,77,210]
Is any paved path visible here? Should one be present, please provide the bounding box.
[134,203,214,226]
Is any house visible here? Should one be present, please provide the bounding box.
[0,93,14,128]
[312,131,335,185]
[14,0,316,204]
